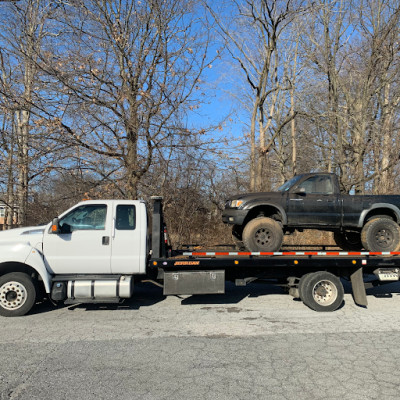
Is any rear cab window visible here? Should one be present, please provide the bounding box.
[116,205,136,230]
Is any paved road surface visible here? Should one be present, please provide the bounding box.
[1,281,400,399]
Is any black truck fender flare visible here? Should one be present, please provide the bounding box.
[357,203,400,227]
[243,202,288,225]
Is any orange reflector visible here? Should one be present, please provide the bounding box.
[234,260,239,265]
[153,261,158,266]
[294,260,298,265]
[352,260,357,264]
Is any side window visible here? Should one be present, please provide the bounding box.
[318,177,333,194]
[297,177,333,194]
[59,204,107,232]
[116,205,136,230]
[298,177,316,193]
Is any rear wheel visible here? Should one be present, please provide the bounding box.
[298,273,313,300]
[242,217,283,252]
[0,272,37,317]
[301,271,344,312]
[361,218,400,252]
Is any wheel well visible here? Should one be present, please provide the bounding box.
[0,262,43,288]
[243,206,283,226]
[364,208,398,224]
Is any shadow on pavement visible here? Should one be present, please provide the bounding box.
[181,281,284,306]
[29,279,400,315]
[30,282,287,315]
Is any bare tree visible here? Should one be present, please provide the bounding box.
[36,0,215,198]
[208,0,306,190]
[301,0,400,194]
[301,0,353,185]
[0,0,55,225]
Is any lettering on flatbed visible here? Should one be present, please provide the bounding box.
[174,261,200,266]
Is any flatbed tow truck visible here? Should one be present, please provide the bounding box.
[1,197,400,316]
[149,198,400,312]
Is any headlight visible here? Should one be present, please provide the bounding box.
[230,200,244,208]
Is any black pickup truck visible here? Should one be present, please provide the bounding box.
[222,172,400,252]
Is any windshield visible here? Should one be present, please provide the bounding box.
[277,175,303,192]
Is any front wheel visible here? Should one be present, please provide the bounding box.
[0,272,37,317]
[242,217,283,252]
[301,272,344,312]
[361,218,400,252]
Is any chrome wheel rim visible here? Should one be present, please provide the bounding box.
[312,280,338,306]
[0,281,28,310]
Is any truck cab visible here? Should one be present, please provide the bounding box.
[43,200,147,275]
[0,199,149,317]
[284,173,341,227]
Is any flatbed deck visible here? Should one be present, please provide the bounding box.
[149,250,400,311]
[153,250,400,270]
[149,198,400,311]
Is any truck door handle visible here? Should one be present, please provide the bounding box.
[102,236,110,245]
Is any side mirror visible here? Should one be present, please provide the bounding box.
[51,217,60,234]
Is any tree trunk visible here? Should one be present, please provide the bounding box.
[380,81,392,193]
[250,99,258,191]
[290,86,296,176]
[16,109,30,226]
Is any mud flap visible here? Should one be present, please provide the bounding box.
[350,267,368,307]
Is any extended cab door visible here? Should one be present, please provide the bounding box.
[43,202,112,274]
[110,202,145,274]
[287,175,341,226]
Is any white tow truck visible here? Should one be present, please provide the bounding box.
[1,197,400,316]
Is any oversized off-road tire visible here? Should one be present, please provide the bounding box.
[301,271,344,312]
[0,272,37,317]
[361,218,400,252]
[333,230,362,251]
[242,217,283,252]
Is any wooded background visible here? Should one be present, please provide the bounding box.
[0,0,399,246]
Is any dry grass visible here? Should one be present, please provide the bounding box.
[169,224,338,251]
[282,230,338,250]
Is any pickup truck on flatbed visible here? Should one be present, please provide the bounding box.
[223,172,400,253]
[1,196,400,317]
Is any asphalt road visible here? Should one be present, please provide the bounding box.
[1,281,400,400]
